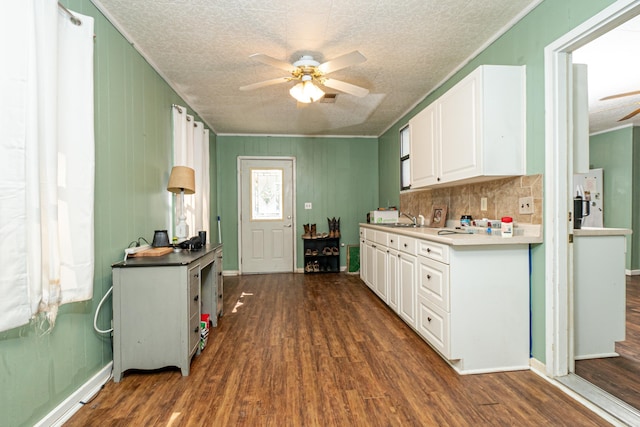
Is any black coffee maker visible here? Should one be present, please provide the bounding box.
[573,190,590,229]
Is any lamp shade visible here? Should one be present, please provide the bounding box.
[167,166,195,194]
[290,81,325,103]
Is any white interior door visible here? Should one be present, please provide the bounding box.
[239,158,295,273]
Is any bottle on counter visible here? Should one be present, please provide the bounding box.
[460,215,472,227]
[501,216,513,238]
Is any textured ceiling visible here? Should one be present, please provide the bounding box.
[91,0,543,136]
[573,15,640,134]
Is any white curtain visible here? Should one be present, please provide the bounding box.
[171,105,210,242]
[0,1,95,332]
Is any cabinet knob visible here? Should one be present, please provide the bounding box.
[194,326,199,333]
[427,274,431,280]
[404,243,408,248]
[194,295,199,302]
[437,177,441,182]
[194,273,200,278]
[390,239,394,243]
[427,248,431,253]
[372,244,376,248]
[427,317,432,322]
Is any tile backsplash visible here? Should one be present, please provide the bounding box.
[400,175,543,226]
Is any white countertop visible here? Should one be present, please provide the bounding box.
[360,223,543,246]
[573,227,632,237]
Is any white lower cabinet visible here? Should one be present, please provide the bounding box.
[387,247,399,313]
[360,226,529,374]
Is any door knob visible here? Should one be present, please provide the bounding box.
[284,224,292,227]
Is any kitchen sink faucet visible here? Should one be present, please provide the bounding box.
[400,212,417,226]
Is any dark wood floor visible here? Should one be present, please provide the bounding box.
[575,275,640,409]
[67,273,610,426]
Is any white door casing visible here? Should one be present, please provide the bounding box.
[238,157,295,274]
[545,0,640,378]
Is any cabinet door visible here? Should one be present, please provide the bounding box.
[360,234,366,282]
[409,103,438,188]
[364,241,376,290]
[387,248,399,313]
[438,70,481,183]
[374,245,388,302]
[398,253,417,327]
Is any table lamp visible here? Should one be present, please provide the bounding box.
[167,166,195,242]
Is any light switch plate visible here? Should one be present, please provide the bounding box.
[304,202,312,210]
[480,197,487,211]
[519,196,534,214]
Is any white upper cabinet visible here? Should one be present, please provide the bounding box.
[409,65,525,189]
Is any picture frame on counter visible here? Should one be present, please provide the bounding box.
[430,204,447,228]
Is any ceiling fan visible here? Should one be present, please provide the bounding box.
[600,90,640,121]
[240,51,369,103]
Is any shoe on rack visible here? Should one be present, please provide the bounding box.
[322,247,332,255]
[305,262,313,272]
[311,249,319,256]
[328,217,335,238]
[313,261,320,272]
[310,224,317,239]
[302,224,311,239]
[305,248,312,256]
[334,217,340,239]
[332,247,339,255]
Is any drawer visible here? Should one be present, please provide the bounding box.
[387,233,399,250]
[364,227,376,241]
[417,240,449,264]
[417,296,450,359]
[373,230,388,246]
[189,265,200,318]
[417,257,450,311]
[398,235,416,255]
[189,313,200,355]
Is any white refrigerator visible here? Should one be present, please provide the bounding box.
[573,168,604,228]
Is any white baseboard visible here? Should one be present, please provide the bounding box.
[529,357,546,375]
[222,270,240,276]
[627,269,640,276]
[35,362,113,427]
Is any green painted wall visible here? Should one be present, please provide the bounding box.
[217,136,378,270]
[0,1,217,426]
[590,126,640,271]
[590,127,634,267]
[377,0,616,363]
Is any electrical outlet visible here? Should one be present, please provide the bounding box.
[481,197,487,211]
[519,197,534,215]
[304,202,312,210]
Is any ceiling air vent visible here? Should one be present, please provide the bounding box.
[320,93,338,103]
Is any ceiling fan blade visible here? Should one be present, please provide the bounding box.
[318,51,366,74]
[240,77,290,91]
[322,78,369,97]
[618,107,640,121]
[600,90,640,101]
[249,53,296,73]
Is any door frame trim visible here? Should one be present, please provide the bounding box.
[544,0,640,378]
[237,156,297,274]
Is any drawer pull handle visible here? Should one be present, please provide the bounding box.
[194,295,199,302]
[194,273,200,278]
[427,317,432,322]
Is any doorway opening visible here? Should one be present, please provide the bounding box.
[545,0,640,424]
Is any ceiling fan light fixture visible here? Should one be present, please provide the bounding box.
[290,80,324,103]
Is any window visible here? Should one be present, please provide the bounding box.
[400,125,411,190]
[251,168,283,220]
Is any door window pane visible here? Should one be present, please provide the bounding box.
[251,168,283,220]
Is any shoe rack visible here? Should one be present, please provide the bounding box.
[303,237,340,273]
